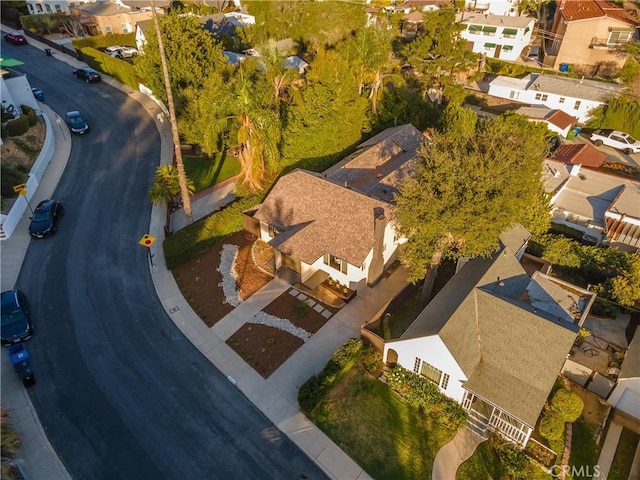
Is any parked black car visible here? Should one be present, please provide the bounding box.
[72,67,101,83]
[29,199,65,238]
[1,290,33,345]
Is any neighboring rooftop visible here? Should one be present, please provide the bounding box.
[457,12,535,28]
[516,106,578,130]
[526,74,624,103]
[559,0,639,25]
[550,143,607,168]
[324,124,425,202]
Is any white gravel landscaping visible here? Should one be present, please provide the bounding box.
[217,244,242,306]
[248,311,311,341]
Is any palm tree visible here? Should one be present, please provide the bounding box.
[149,164,195,207]
[150,0,193,225]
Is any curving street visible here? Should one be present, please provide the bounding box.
[6,41,327,480]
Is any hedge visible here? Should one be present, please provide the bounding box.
[75,46,139,89]
[5,115,30,136]
[21,105,38,126]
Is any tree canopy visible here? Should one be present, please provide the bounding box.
[394,113,551,283]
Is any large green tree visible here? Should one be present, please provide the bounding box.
[394,113,551,298]
[401,7,479,101]
[135,11,227,109]
[281,48,369,167]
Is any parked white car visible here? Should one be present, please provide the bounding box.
[590,129,640,154]
[105,45,138,59]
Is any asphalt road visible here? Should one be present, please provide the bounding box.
[7,42,328,480]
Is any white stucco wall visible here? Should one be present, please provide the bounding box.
[384,335,468,402]
[464,0,520,16]
[608,379,640,420]
[488,80,602,123]
[460,20,534,61]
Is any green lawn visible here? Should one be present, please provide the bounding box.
[607,427,640,480]
[569,417,602,479]
[309,368,458,480]
[183,153,240,193]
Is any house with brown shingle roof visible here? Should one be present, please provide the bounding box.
[384,225,596,446]
[550,143,607,168]
[244,125,426,291]
[544,0,639,74]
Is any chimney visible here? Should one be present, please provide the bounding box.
[367,208,387,286]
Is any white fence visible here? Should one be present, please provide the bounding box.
[0,111,55,240]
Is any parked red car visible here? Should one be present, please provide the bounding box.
[4,32,27,45]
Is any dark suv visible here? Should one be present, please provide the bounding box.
[1,290,33,345]
[72,67,102,83]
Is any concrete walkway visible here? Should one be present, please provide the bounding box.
[432,427,485,479]
[597,421,623,478]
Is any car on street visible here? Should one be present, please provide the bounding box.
[590,129,640,154]
[105,45,138,59]
[32,87,45,102]
[72,67,102,83]
[29,199,65,238]
[4,32,27,45]
[65,110,89,134]
[1,290,33,345]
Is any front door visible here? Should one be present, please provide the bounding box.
[494,44,502,59]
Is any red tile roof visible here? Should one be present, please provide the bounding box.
[550,143,607,168]
[547,110,578,130]
[560,0,638,25]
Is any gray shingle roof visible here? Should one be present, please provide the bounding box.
[525,73,624,103]
[399,226,587,426]
[253,170,391,266]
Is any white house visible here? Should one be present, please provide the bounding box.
[464,0,520,16]
[384,225,595,446]
[458,13,535,61]
[542,159,640,251]
[487,73,624,123]
[27,0,97,15]
[608,329,640,429]
[244,124,426,292]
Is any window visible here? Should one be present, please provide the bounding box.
[535,93,548,101]
[268,225,280,238]
[45,3,52,12]
[483,26,497,36]
[574,100,581,110]
[105,25,113,33]
[559,97,565,104]
[502,28,517,38]
[509,90,517,99]
[97,26,103,34]
[28,3,34,12]
[607,30,633,45]
[503,45,513,51]
[442,373,450,390]
[55,4,62,12]
[323,253,348,274]
[420,361,443,386]
[484,43,496,50]
[413,357,421,374]
[524,26,530,34]
[36,3,43,12]
[468,25,482,34]
[122,23,130,34]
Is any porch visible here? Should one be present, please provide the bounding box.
[462,391,532,447]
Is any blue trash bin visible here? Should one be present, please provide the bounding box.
[572,126,582,137]
[560,63,569,72]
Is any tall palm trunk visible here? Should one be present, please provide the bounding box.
[150,0,193,225]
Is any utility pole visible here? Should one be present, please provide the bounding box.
[150,0,193,225]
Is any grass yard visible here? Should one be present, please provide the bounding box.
[607,427,640,480]
[569,417,602,479]
[183,153,240,193]
[309,368,457,480]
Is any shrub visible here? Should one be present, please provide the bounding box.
[551,389,583,422]
[540,413,565,442]
[294,300,309,317]
[360,345,382,374]
[386,364,467,428]
[21,105,38,126]
[5,115,29,136]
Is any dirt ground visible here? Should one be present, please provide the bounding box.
[173,231,339,378]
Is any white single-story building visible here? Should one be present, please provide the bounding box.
[514,106,578,138]
[384,225,595,446]
[487,73,624,123]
